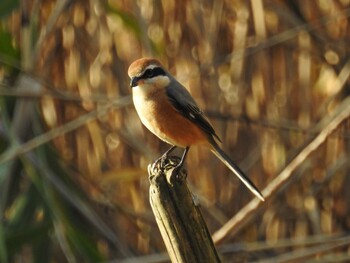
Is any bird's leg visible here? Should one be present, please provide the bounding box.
[171,146,190,178]
[155,145,177,166]
[162,145,177,159]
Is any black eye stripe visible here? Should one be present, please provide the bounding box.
[130,67,167,88]
[141,67,166,79]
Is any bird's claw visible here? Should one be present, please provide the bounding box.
[152,152,187,184]
[154,153,168,168]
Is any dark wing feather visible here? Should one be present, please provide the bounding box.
[165,78,221,142]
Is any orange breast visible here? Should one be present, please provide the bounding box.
[135,89,208,148]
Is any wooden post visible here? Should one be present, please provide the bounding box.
[148,157,221,263]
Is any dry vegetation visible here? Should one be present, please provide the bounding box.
[1,0,350,262]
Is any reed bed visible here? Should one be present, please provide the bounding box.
[1,0,350,262]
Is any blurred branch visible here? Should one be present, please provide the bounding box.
[117,252,169,263]
[223,7,350,63]
[220,233,349,253]
[0,94,131,165]
[24,150,131,257]
[310,154,349,196]
[52,220,77,263]
[206,111,350,139]
[253,235,350,263]
[308,253,350,263]
[318,56,350,116]
[212,58,350,244]
[129,0,153,55]
[33,0,71,62]
[0,82,132,102]
[20,0,32,71]
[207,110,312,133]
[0,74,40,263]
[116,234,350,263]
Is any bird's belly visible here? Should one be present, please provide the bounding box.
[133,93,207,148]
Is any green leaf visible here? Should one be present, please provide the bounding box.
[66,225,106,263]
[0,28,20,64]
[0,0,19,19]
[104,3,142,35]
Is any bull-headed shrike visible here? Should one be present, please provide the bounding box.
[128,58,264,201]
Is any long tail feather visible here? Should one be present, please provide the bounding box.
[209,140,264,201]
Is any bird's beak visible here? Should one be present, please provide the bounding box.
[130,77,139,88]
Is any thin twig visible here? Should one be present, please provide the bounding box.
[33,0,71,61]
[224,7,350,63]
[212,59,350,244]
[252,235,350,263]
[0,83,130,103]
[0,96,131,165]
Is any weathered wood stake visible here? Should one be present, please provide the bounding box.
[148,157,221,263]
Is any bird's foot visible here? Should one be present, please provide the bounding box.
[148,155,173,181]
[153,155,186,183]
[155,152,168,167]
[154,145,177,168]
[169,161,187,183]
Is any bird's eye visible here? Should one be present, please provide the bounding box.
[144,69,154,78]
[141,67,165,79]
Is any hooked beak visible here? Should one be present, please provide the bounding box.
[130,77,140,88]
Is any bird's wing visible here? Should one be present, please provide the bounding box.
[165,78,221,141]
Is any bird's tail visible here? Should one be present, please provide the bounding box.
[209,139,264,201]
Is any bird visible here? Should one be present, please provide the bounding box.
[128,58,264,201]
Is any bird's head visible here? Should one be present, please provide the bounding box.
[128,58,170,90]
